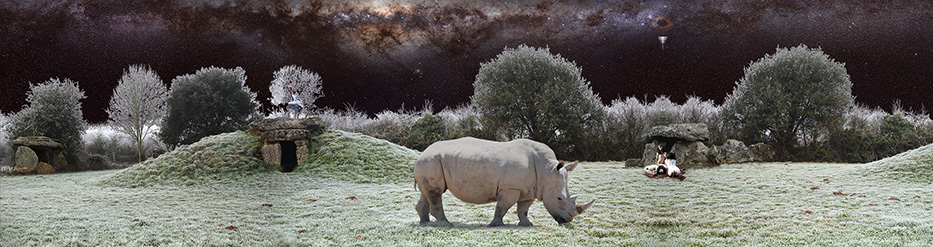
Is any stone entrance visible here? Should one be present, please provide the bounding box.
[248,117,324,172]
[11,136,67,175]
[280,141,298,172]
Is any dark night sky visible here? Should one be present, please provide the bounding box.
[2,0,931,124]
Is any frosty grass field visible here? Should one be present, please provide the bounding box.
[1,131,931,246]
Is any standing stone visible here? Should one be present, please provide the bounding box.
[36,161,56,174]
[295,140,310,163]
[262,143,282,167]
[14,146,38,172]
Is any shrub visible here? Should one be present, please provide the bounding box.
[159,67,261,147]
[880,114,919,157]
[473,45,605,159]
[409,114,446,151]
[5,78,88,165]
[722,45,854,159]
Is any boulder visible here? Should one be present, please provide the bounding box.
[717,139,755,164]
[14,146,38,171]
[749,143,774,162]
[52,152,68,171]
[624,158,642,168]
[12,136,63,149]
[642,143,659,167]
[248,117,325,133]
[643,123,710,143]
[11,167,32,175]
[36,161,56,174]
[673,141,717,167]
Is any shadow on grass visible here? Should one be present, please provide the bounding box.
[410,221,578,229]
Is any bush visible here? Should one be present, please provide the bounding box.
[159,67,261,147]
[473,45,605,159]
[0,114,10,167]
[722,45,854,160]
[5,78,88,166]
[409,114,446,151]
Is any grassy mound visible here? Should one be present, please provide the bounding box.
[296,130,420,184]
[98,131,270,187]
[865,143,932,182]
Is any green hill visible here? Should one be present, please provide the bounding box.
[865,143,932,183]
[99,130,420,187]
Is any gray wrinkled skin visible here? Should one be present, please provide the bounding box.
[414,137,594,227]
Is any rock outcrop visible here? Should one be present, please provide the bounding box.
[716,139,755,164]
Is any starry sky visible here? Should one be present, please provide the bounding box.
[2,0,931,124]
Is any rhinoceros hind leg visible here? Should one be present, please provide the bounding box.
[416,194,430,224]
[426,190,451,226]
[516,199,534,227]
[489,190,521,227]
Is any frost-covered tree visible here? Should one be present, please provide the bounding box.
[6,78,88,163]
[721,45,854,159]
[106,65,168,163]
[159,67,260,146]
[473,45,605,157]
[269,65,324,116]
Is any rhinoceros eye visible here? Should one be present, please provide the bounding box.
[557,197,563,201]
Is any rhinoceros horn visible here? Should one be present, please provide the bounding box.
[576,199,595,214]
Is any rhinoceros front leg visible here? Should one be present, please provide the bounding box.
[489,190,521,227]
[516,199,534,226]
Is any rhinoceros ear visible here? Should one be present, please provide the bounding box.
[564,161,579,172]
[554,161,565,171]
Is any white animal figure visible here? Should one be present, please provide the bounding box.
[414,137,595,227]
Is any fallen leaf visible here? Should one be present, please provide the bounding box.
[915,196,921,199]
[261,204,273,207]
[737,177,742,179]
[810,187,820,190]
[218,224,225,227]
[889,197,900,201]
[184,223,192,225]
[823,178,830,182]
[806,181,813,183]
[405,195,412,199]
[356,236,363,240]
[868,204,879,206]
[225,225,238,231]
[833,192,845,196]
[804,210,813,214]
[346,196,357,200]
[306,199,317,202]
[447,203,457,206]
[299,230,307,233]
[513,211,518,214]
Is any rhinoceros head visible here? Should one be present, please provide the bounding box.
[541,161,595,224]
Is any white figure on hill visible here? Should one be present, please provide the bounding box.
[269,65,323,118]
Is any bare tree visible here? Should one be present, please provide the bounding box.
[269,65,324,117]
[106,65,168,163]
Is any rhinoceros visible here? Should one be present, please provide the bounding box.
[413,137,594,227]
